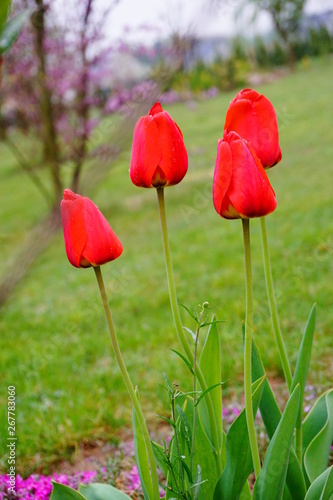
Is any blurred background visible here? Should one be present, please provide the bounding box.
[0,0,332,476]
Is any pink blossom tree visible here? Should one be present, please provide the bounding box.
[0,0,154,305]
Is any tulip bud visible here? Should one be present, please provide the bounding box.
[61,189,123,268]
[224,88,282,168]
[130,102,188,188]
[213,131,277,219]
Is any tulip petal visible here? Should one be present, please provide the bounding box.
[129,102,188,188]
[213,139,233,216]
[153,110,188,186]
[130,115,162,187]
[212,133,277,219]
[61,189,123,268]
[81,198,123,266]
[228,139,277,218]
[61,196,87,268]
[224,89,282,168]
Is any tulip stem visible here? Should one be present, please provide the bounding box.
[260,217,292,391]
[156,187,223,474]
[242,219,261,479]
[94,266,160,499]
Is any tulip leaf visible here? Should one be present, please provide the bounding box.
[240,480,252,499]
[251,339,306,499]
[213,375,266,500]
[304,466,333,500]
[198,317,223,454]
[253,385,300,500]
[0,0,11,30]
[132,388,154,500]
[0,10,31,54]
[290,304,317,425]
[78,483,132,499]
[50,482,86,500]
[302,388,333,484]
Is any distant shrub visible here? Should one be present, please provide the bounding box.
[309,26,333,55]
[252,25,333,68]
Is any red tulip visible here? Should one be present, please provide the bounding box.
[130,102,188,188]
[213,131,277,219]
[224,88,282,168]
[61,189,123,268]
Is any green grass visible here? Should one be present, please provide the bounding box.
[1,55,333,474]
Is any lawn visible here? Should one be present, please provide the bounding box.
[0,55,332,475]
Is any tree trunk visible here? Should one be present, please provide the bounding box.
[32,0,62,203]
[272,12,296,70]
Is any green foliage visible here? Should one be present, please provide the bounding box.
[251,339,307,499]
[213,376,266,500]
[50,482,86,499]
[50,480,132,499]
[198,319,223,454]
[290,304,316,425]
[252,26,333,69]
[157,56,249,94]
[0,0,11,31]
[132,389,155,500]
[253,385,301,500]
[0,1,30,55]
[304,466,333,500]
[0,10,30,54]
[309,27,333,56]
[165,396,220,499]
[78,483,132,499]
[302,389,333,484]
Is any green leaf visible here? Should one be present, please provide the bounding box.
[290,304,317,425]
[163,372,174,397]
[251,339,306,499]
[253,385,300,500]
[78,483,132,499]
[304,466,333,500]
[183,325,197,342]
[132,388,154,500]
[180,456,193,483]
[171,348,194,374]
[0,10,31,54]
[213,375,266,500]
[195,382,224,407]
[303,389,333,484]
[166,396,220,499]
[151,440,170,479]
[200,319,225,328]
[240,480,252,499]
[176,403,192,456]
[0,0,11,31]
[50,481,87,500]
[178,302,198,322]
[156,413,176,428]
[198,317,223,453]
[193,464,203,499]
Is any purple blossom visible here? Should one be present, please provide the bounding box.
[126,465,141,492]
[0,471,97,499]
